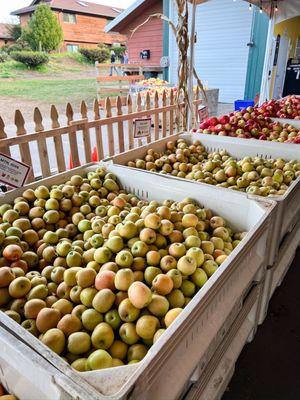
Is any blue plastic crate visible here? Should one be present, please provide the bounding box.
[234,100,255,111]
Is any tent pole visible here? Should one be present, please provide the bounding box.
[188,0,197,130]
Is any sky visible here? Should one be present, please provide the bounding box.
[0,0,136,23]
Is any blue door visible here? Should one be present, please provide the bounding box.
[244,6,269,101]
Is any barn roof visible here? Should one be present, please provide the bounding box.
[105,0,158,33]
[12,0,123,19]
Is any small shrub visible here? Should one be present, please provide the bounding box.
[3,40,31,54]
[11,51,49,68]
[79,46,110,63]
[0,53,8,63]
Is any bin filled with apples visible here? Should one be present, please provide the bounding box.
[0,168,246,372]
[195,96,300,143]
[126,139,300,197]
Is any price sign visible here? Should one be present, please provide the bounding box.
[0,153,31,189]
[134,118,151,138]
[198,106,209,122]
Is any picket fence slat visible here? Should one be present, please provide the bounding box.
[51,105,66,173]
[15,110,34,182]
[94,99,104,161]
[66,103,80,168]
[0,116,11,157]
[34,107,51,178]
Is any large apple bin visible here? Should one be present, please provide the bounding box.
[0,163,274,400]
[109,133,300,324]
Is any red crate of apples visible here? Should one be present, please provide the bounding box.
[195,96,300,144]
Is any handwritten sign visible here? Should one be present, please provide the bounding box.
[0,153,31,189]
[134,118,151,138]
[198,106,209,122]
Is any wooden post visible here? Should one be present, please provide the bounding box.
[15,110,34,182]
[162,90,167,138]
[34,107,51,178]
[169,89,175,136]
[93,99,104,160]
[127,95,134,150]
[154,91,159,141]
[66,103,80,167]
[105,97,115,157]
[0,117,11,156]
[80,100,92,163]
[145,92,151,144]
[136,92,142,147]
[116,96,125,153]
[51,105,66,173]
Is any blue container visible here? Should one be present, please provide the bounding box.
[234,100,255,111]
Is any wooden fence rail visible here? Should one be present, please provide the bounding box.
[0,88,202,182]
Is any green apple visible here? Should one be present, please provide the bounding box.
[92,289,115,313]
[91,322,114,350]
[105,309,121,330]
[191,268,208,287]
[81,308,103,331]
[119,322,140,345]
[87,349,113,370]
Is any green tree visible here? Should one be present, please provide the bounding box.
[6,24,22,41]
[23,4,63,52]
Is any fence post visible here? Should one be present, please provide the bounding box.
[154,91,159,141]
[162,90,167,138]
[66,103,80,167]
[136,92,142,147]
[127,95,134,150]
[93,99,104,160]
[80,100,92,163]
[169,89,174,136]
[116,96,125,153]
[51,105,66,173]
[0,117,11,156]
[34,107,51,178]
[145,92,151,144]
[105,97,115,157]
[15,110,34,182]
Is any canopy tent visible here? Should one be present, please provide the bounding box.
[187,0,300,119]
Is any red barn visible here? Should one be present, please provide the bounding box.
[105,0,163,66]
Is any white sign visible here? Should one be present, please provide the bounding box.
[0,153,31,189]
[134,118,151,138]
[198,106,209,122]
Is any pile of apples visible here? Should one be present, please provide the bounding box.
[137,78,169,88]
[126,139,300,196]
[0,168,244,372]
[0,384,17,400]
[195,96,300,143]
[257,96,300,119]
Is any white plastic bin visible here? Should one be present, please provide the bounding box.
[0,163,275,400]
[258,218,300,324]
[185,284,261,400]
[110,132,300,266]
[0,323,99,400]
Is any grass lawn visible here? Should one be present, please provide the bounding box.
[0,78,98,104]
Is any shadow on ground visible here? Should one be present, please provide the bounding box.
[223,248,300,400]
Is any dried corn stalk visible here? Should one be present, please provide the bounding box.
[131,0,206,131]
